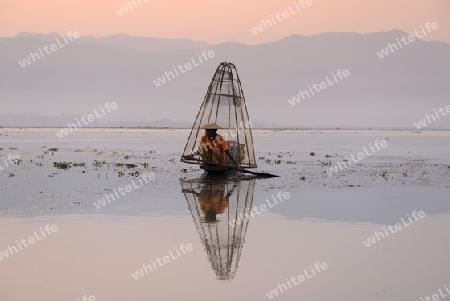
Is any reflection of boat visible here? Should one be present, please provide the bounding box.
[180,62,257,174]
[181,175,256,281]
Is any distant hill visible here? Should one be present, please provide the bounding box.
[0,31,449,128]
[11,32,211,53]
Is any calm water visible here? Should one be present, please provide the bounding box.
[0,128,449,301]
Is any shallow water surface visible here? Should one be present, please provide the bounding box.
[0,128,449,301]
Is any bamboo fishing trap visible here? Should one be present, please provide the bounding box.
[180,62,257,169]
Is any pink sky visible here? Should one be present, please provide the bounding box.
[0,0,449,44]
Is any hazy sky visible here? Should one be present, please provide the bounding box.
[1,0,449,44]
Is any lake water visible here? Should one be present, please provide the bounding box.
[0,128,449,301]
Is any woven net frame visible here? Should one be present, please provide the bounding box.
[180,62,257,168]
[181,177,256,281]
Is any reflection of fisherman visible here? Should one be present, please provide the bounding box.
[199,183,236,222]
[183,123,239,170]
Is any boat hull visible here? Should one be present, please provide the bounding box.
[200,164,234,174]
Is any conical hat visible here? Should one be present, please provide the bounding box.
[202,123,222,129]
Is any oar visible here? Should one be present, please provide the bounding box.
[183,156,279,178]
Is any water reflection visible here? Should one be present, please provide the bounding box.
[181,174,256,281]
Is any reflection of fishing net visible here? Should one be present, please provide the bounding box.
[181,177,256,281]
[180,62,257,168]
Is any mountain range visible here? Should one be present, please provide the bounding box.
[1,31,449,128]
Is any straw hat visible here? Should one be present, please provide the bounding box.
[202,123,222,130]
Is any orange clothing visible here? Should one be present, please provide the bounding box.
[200,134,229,153]
[199,187,229,214]
[200,198,229,215]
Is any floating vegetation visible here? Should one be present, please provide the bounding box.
[275,160,281,164]
[8,173,15,177]
[325,154,332,158]
[258,157,266,160]
[300,176,306,181]
[265,159,272,164]
[278,154,283,158]
[286,161,297,164]
[115,163,138,169]
[118,171,124,177]
[143,162,149,168]
[381,171,388,181]
[48,148,58,152]
[53,162,72,170]
[310,152,316,156]
[73,162,85,167]
[93,160,107,167]
[321,161,331,167]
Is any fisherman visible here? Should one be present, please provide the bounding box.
[183,123,239,169]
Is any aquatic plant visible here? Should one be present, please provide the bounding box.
[53,162,72,170]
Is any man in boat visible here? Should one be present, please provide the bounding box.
[183,123,240,169]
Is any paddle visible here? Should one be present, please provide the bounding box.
[183,156,279,178]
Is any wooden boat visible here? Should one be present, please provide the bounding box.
[181,62,257,174]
